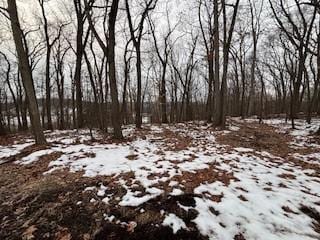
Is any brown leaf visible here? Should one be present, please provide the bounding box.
[126,221,137,233]
[22,225,37,240]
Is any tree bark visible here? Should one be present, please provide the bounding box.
[108,0,123,139]
[7,0,46,144]
[73,0,86,129]
[84,0,123,139]
[213,0,220,125]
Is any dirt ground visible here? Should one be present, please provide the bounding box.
[0,156,207,240]
[0,120,319,240]
[0,130,208,240]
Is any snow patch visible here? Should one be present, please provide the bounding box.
[163,213,187,234]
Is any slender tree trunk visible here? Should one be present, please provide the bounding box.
[292,50,305,121]
[122,56,130,124]
[259,71,265,123]
[305,68,312,124]
[248,36,257,116]
[160,64,168,123]
[0,90,6,136]
[84,51,100,128]
[45,47,53,130]
[135,46,142,128]
[213,0,220,125]
[218,0,240,127]
[207,57,214,122]
[56,55,65,130]
[72,81,76,129]
[74,17,84,128]
[1,52,22,130]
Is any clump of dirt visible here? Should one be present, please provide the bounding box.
[282,206,297,214]
[312,134,320,146]
[0,144,49,165]
[286,155,320,176]
[0,150,113,240]
[126,154,139,160]
[95,194,207,240]
[154,128,193,151]
[300,205,320,234]
[217,122,292,157]
[94,224,205,240]
[0,170,114,239]
[0,132,31,146]
[278,173,296,180]
[171,164,238,193]
[234,233,246,240]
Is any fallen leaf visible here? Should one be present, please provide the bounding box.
[22,225,37,240]
[127,221,137,233]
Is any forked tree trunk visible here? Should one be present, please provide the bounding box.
[84,0,123,139]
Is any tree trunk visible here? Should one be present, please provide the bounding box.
[135,46,142,128]
[45,47,53,130]
[213,0,220,125]
[7,0,46,144]
[207,57,214,122]
[0,90,6,136]
[84,51,100,128]
[122,53,130,124]
[218,0,240,127]
[0,52,22,130]
[75,25,84,129]
[108,0,123,139]
[160,64,168,123]
[248,36,257,116]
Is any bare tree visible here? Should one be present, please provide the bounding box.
[6,0,46,144]
[125,0,158,128]
[247,0,264,116]
[270,0,317,128]
[198,0,215,122]
[73,0,88,128]
[37,0,66,130]
[53,39,70,130]
[148,8,177,124]
[0,51,23,130]
[213,0,240,127]
[84,0,123,139]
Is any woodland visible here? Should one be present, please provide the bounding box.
[0,0,319,239]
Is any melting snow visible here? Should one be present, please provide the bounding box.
[162,213,187,234]
[16,149,55,165]
[2,118,320,239]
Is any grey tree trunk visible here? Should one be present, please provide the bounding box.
[219,0,240,127]
[108,0,123,139]
[213,0,220,126]
[7,0,46,144]
[135,46,143,128]
[73,0,86,129]
[84,0,123,139]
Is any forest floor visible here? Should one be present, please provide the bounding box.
[0,118,320,240]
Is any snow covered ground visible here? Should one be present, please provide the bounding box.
[1,118,320,239]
